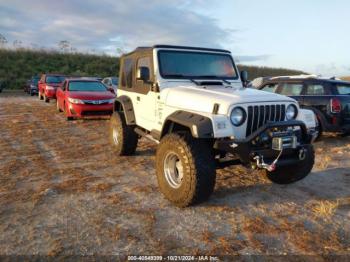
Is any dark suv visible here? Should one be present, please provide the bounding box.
[250,75,350,136]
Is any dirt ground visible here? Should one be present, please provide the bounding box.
[0,90,349,259]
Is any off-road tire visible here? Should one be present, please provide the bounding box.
[265,144,315,184]
[109,112,138,155]
[156,133,216,207]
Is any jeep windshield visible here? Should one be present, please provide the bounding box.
[158,50,238,80]
[68,81,108,92]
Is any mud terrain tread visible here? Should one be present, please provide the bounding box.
[156,133,216,207]
[265,144,315,184]
[109,112,138,156]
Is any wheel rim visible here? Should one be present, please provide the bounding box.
[164,152,184,189]
[112,128,119,145]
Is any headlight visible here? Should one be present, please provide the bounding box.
[68,98,84,104]
[230,107,246,126]
[286,104,298,120]
[46,85,55,90]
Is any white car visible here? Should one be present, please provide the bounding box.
[109,45,317,207]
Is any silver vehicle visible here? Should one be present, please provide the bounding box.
[102,77,119,93]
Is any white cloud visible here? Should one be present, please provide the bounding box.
[0,0,233,54]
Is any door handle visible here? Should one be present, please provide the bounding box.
[137,96,140,101]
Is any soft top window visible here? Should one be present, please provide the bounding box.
[68,81,108,92]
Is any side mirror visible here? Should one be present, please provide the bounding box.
[240,70,248,87]
[137,67,150,82]
[108,87,115,94]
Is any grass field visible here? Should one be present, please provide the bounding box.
[0,90,349,258]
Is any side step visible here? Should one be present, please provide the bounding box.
[134,127,160,144]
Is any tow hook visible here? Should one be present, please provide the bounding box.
[252,149,283,172]
[299,147,307,160]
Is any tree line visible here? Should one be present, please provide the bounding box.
[0,48,306,89]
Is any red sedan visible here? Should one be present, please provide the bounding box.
[56,79,115,120]
[38,74,66,102]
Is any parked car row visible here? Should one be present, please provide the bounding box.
[24,73,119,120]
[249,75,350,137]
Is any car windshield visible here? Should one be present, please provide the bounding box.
[158,50,237,79]
[68,81,108,92]
[46,76,65,84]
[111,77,119,85]
[336,85,350,95]
[32,77,40,85]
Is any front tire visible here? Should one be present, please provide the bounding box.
[38,91,43,100]
[44,94,49,103]
[56,99,62,112]
[156,133,216,207]
[265,145,315,184]
[109,112,138,156]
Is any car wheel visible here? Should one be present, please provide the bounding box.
[156,133,216,207]
[265,145,315,184]
[56,99,62,112]
[314,116,323,141]
[44,94,49,103]
[109,112,138,155]
[30,90,34,96]
[63,102,73,121]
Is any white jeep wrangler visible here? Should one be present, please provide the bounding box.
[110,45,317,207]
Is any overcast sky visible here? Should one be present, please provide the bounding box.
[1,0,349,76]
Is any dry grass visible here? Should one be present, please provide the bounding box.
[0,92,350,256]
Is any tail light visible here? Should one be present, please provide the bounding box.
[330,98,341,113]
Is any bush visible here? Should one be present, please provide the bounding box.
[0,49,119,89]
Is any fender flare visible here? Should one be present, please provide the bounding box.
[114,96,136,125]
[161,111,214,138]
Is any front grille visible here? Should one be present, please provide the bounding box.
[83,100,111,105]
[81,110,112,116]
[246,104,286,136]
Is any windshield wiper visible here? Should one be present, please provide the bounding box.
[164,74,200,85]
[196,75,231,84]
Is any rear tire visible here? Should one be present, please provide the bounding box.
[109,112,138,155]
[156,133,216,207]
[265,145,315,184]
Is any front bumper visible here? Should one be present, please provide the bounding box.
[44,89,56,99]
[67,102,113,118]
[214,120,314,167]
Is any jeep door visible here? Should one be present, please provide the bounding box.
[133,55,158,131]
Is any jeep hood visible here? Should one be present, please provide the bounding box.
[162,85,296,115]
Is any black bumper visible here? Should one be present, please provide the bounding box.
[214,120,314,166]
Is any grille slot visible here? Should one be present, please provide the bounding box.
[246,104,286,136]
